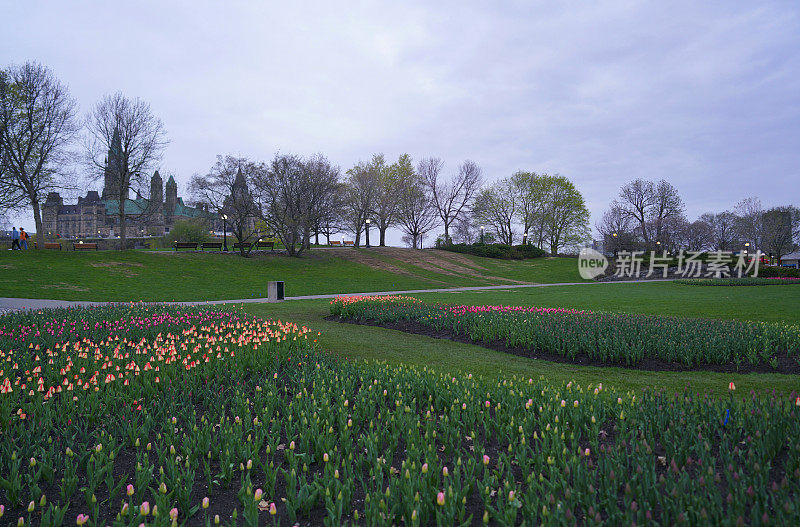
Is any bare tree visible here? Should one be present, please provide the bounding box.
[683,218,714,251]
[298,153,341,249]
[422,158,482,243]
[700,211,738,251]
[614,179,656,245]
[342,159,378,247]
[451,214,474,244]
[190,155,262,255]
[473,178,517,245]
[761,206,800,260]
[85,92,167,248]
[596,205,638,254]
[651,180,685,242]
[316,182,346,245]
[734,197,764,250]
[254,153,339,256]
[0,62,79,245]
[614,178,683,248]
[395,161,438,249]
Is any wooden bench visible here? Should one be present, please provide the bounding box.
[233,242,252,251]
[174,242,198,251]
[330,240,342,247]
[73,242,98,251]
[256,240,275,251]
[201,242,223,251]
[34,242,62,250]
[343,240,354,247]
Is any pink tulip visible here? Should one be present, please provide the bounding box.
[437,492,445,506]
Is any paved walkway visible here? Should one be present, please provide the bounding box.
[0,279,673,313]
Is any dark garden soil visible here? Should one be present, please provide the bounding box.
[327,316,800,375]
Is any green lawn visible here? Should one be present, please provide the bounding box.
[243,297,800,400]
[0,249,580,301]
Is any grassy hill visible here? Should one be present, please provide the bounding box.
[0,247,582,301]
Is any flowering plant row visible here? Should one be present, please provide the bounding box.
[330,296,800,368]
[2,305,800,526]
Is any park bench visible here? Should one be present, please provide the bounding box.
[174,242,198,251]
[201,242,223,251]
[73,242,98,251]
[33,242,62,250]
[233,242,252,251]
[256,240,275,251]
[343,240,354,247]
[330,240,341,247]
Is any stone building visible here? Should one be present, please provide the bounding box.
[42,172,210,239]
[42,134,210,238]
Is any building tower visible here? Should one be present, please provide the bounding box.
[150,171,163,205]
[101,128,124,200]
[165,175,177,225]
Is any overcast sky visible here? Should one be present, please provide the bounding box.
[3,1,799,244]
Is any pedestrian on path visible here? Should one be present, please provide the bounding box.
[19,228,29,250]
[10,227,20,250]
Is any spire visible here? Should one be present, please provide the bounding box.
[166,175,177,188]
[234,167,246,189]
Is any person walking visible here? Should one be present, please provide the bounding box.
[19,228,29,250]
[10,227,20,250]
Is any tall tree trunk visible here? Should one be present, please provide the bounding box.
[31,198,44,248]
[118,196,127,250]
[379,227,387,246]
[443,221,450,244]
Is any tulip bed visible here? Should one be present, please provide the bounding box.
[2,306,800,526]
[330,296,800,370]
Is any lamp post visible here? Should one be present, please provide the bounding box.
[744,242,750,257]
[365,218,371,248]
[523,231,528,246]
[221,214,228,252]
[480,226,485,244]
[612,232,618,258]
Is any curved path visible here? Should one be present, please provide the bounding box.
[0,279,672,313]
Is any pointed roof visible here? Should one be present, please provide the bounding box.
[166,174,177,187]
[152,170,162,181]
[233,167,246,188]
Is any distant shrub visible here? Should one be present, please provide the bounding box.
[759,266,800,278]
[440,242,545,260]
[166,219,211,245]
